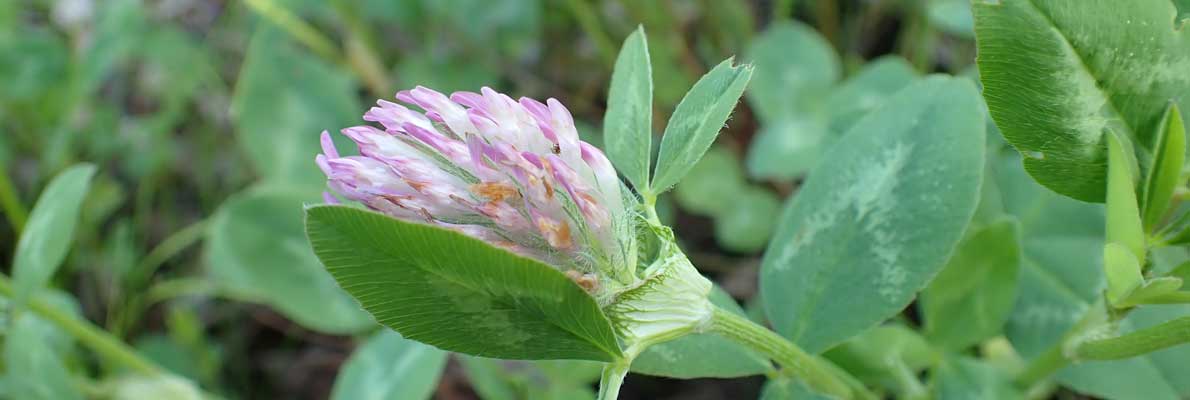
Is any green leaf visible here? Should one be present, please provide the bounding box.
[458,357,601,400]
[205,185,374,334]
[1142,104,1185,230]
[0,28,69,102]
[759,377,832,400]
[1105,133,1146,265]
[304,205,622,360]
[713,186,781,253]
[651,58,753,193]
[973,0,1190,202]
[927,0,975,38]
[630,287,772,378]
[81,0,149,94]
[231,26,361,186]
[823,325,937,392]
[744,118,831,180]
[673,145,746,215]
[822,57,919,134]
[12,164,96,306]
[1117,277,1185,307]
[932,356,1023,400]
[745,20,839,122]
[1104,243,1146,306]
[921,218,1022,351]
[995,152,1190,399]
[603,26,653,195]
[4,314,82,400]
[760,76,986,353]
[742,20,838,181]
[330,330,447,400]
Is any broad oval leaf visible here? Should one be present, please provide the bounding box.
[305,205,622,361]
[12,164,95,306]
[673,145,746,215]
[713,186,781,253]
[231,25,360,187]
[973,0,1190,202]
[651,58,753,193]
[331,330,447,400]
[746,56,917,181]
[745,20,839,122]
[920,218,1022,350]
[760,76,985,353]
[205,185,374,334]
[822,57,919,134]
[630,287,772,378]
[603,26,653,195]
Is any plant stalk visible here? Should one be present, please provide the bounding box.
[1073,316,1190,360]
[1014,300,1108,390]
[596,360,631,400]
[707,306,863,399]
[244,0,390,97]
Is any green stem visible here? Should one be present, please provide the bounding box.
[332,1,393,98]
[1073,316,1190,360]
[1014,300,1108,390]
[562,0,618,68]
[146,278,218,304]
[244,0,390,97]
[111,219,209,337]
[707,306,862,399]
[892,360,928,400]
[596,361,630,400]
[0,162,26,233]
[0,274,160,375]
[243,0,339,60]
[134,219,208,282]
[1014,345,1067,392]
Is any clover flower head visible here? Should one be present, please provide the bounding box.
[317,86,634,289]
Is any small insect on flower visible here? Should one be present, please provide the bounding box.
[317,86,635,292]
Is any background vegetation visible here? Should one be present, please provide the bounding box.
[3,0,1188,399]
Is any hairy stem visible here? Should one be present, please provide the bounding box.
[596,360,630,400]
[1073,316,1190,360]
[1014,300,1108,390]
[707,306,865,399]
[1014,345,1067,392]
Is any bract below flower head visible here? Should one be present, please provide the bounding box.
[318,86,635,291]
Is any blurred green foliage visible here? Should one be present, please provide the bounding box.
[4,0,1145,399]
